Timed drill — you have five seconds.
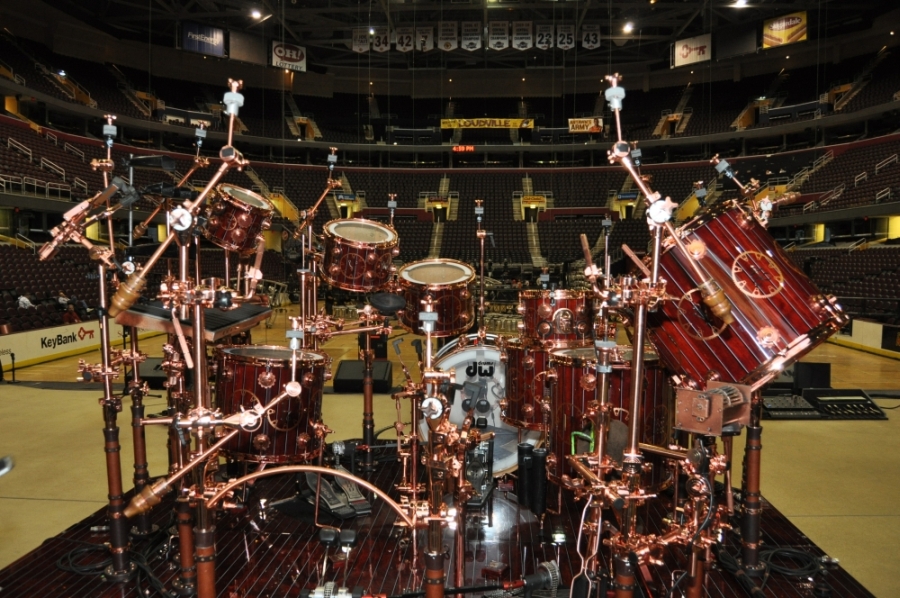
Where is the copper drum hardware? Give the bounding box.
[202,184,275,255]
[548,345,669,483]
[500,338,553,431]
[214,345,328,463]
[648,204,849,391]
[424,334,541,476]
[320,219,399,292]
[517,289,593,348]
[396,259,476,338]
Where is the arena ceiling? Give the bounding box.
[37,0,895,71]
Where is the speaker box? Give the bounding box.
[794,362,831,392]
[332,360,393,394]
[142,357,168,390]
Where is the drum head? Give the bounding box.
[327,220,397,245]
[400,260,473,286]
[221,345,326,365]
[218,185,273,210]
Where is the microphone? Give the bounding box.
[580,233,600,284]
[141,182,195,200]
[111,176,139,208]
[487,232,495,247]
[122,155,176,171]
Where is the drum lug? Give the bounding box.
[516,302,526,315]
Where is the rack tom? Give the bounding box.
[203,184,274,255]
[396,259,475,338]
[214,345,328,463]
[500,339,553,431]
[517,289,593,348]
[320,219,399,292]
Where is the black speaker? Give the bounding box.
[358,332,388,359]
[332,360,393,394]
[141,357,168,390]
[794,362,831,392]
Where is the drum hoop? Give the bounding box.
[549,348,598,368]
[216,184,275,213]
[435,341,504,366]
[519,289,588,300]
[217,344,326,367]
[323,218,398,249]
[398,258,475,289]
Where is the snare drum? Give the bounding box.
[214,345,328,463]
[649,204,848,390]
[423,334,541,476]
[396,259,475,338]
[548,346,669,480]
[320,219,399,292]
[203,184,274,255]
[500,339,553,431]
[517,289,593,348]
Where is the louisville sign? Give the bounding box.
[441,118,534,129]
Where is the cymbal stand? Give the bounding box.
[391,338,424,498]
[388,193,397,229]
[475,199,489,335]
[122,327,155,537]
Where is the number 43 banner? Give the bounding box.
[582,24,600,50]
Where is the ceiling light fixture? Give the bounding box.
[623,22,634,34]
[733,0,748,7]
[251,9,262,19]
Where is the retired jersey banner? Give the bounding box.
[568,118,603,133]
[581,24,600,50]
[672,33,711,67]
[372,27,390,52]
[512,22,533,51]
[441,118,534,129]
[439,22,458,51]
[416,26,434,52]
[557,24,575,50]
[535,24,554,50]
[395,27,415,52]
[352,28,370,53]
[763,12,807,48]
[461,22,482,51]
[489,21,509,50]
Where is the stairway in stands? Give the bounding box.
[428,223,444,258]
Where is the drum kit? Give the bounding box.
[34,76,849,598]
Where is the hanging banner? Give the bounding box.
[568,118,603,133]
[556,24,575,50]
[461,22,482,51]
[535,23,554,50]
[581,24,600,50]
[416,26,434,52]
[372,26,390,52]
[271,41,306,72]
[395,27,415,52]
[512,21,533,51]
[352,28,370,53]
[441,118,534,129]
[762,12,808,48]
[439,21,458,51]
[181,22,225,57]
[489,21,509,50]
[672,33,711,67]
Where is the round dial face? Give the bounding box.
[731,250,784,299]
[676,288,728,341]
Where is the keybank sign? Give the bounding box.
[182,22,225,57]
[41,332,77,350]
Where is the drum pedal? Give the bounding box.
[305,472,356,519]
[332,464,372,515]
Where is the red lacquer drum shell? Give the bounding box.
[396,259,475,338]
[214,345,327,463]
[203,184,274,255]
[517,289,593,348]
[320,219,398,292]
[500,339,553,431]
[648,204,848,390]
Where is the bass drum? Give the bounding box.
[214,345,328,464]
[422,334,541,476]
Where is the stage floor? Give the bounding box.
[0,455,876,598]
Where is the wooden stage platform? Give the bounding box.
[0,449,876,598]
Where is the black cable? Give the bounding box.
[389,583,503,598]
[715,546,768,598]
[759,547,823,578]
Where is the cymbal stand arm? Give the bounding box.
[294,150,342,235]
[100,115,117,256]
[475,199,487,333]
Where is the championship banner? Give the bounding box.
[568,117,603,133]
[271,41,306,72]
[462,22,482,51]
[535,23,554,50]
[512,21,533,51]
[672,33,711,67]
[762,12,807,48]
[557,24,575,50]
[416,26,434,52]
[352,28,370,53]
[182,22,225,57]
[439,22,458,51]
[581,24,600,50]
[372,26,390,52]
[395,27,415,52]
[489,21,509,50]
[441,118,534,129]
